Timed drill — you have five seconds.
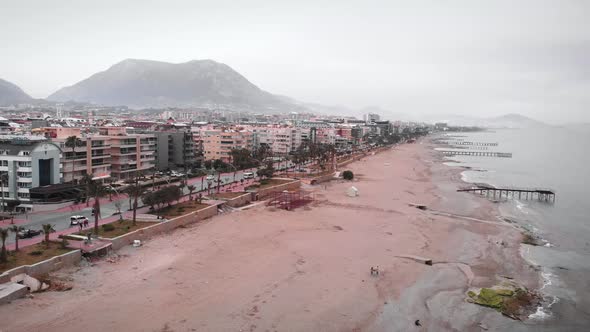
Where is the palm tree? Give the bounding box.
[41,224,55,245]
[80,173,93,207]
[65,136,84,184]
[0,228,9,263]
[131,178,146,226]
[9,225,24,251]
[88,181,108,235]
[187,185,196,201]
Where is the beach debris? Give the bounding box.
[133,240,142,247]
[370,266,380,276]
[396,255,433,266]
[333,225,344,231]
[477,323,489,330]
[408,203,428,210]
[346,186,359,197]
[466,281,541,320]
[521,233,540,246]
[414,320,421,326]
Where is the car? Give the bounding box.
[243,172,255,179]
[17,229,42,239]
[206,175,215,181]
[70,215,88,226]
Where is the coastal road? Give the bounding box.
[2,159,302,248]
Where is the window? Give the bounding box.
[18,192,30,198]
[20,151,30,156]
[18,161,32,167]
[17,182,32,188]
[17,172,31,178]
[0,160,7,166]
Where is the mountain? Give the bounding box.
[48,59,304,112]
[0,78,34,105]
[422,113,546,128]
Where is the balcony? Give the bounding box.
[92,162,111,167]
[91,153,109,159]
[17,177,33,183]
[17,167,32,173]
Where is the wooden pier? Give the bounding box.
[439,150,512,158]
[458,186,556,202]
[451,141,498,146]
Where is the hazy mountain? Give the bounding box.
[0,78,33,105]
[48,59,304,112]
[424,113,547,128]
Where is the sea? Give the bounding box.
[441,126,590,331]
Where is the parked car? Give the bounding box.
[17,229,42,239]
[70,215,88,226]
[243,172,256,179]
[206,175,215,181]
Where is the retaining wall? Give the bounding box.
[255,180,301,200]
[108,205,218,250]
[0,250,82,282]
[223,193,251,207]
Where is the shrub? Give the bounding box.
[260,179,270,185]
[29,250,44,256]
[101,224,115,232]
[343,170,354,180]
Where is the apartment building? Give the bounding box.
[267,127,302,155]
[197,129,253,162]
[39,127,112,183]
[153,131,200,171]
[0,135,61,210]
[99,127,156,180]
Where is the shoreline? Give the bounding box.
[0,138,541,331]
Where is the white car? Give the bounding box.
[206,175,215,181]
[70,215,88,226]
[243,172,255,179]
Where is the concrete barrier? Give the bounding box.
[0,250,82,281]
[108,205,218,250]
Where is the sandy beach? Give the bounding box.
[0,139,539,331]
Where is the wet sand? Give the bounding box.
[0,139,538,331]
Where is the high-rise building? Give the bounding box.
[0,135,61,211]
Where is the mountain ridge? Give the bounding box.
[48,59,303,112]
[0,78,34,105]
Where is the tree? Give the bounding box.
[80,173,93,207]
[141,191,156,211]
[187,185,196,200]
[88,181,108,235]
[9,225,24,251]
[257,161,275,179]
[114,201,123,220]
[252,143,272,163]
[0,228,8,263]
[41,224,55,245]
[65,136,84,183]
[213,159,226,170]
[230,148,257,170]
[162,185,182,207]
[128,174,146,226]
[203,160,213,170]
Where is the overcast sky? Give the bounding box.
[1,0,589,123]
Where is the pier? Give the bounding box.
[439,150,512,158]
[451,141,498,146]
[458,186,556,202]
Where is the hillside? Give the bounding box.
[48,59,303,112]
